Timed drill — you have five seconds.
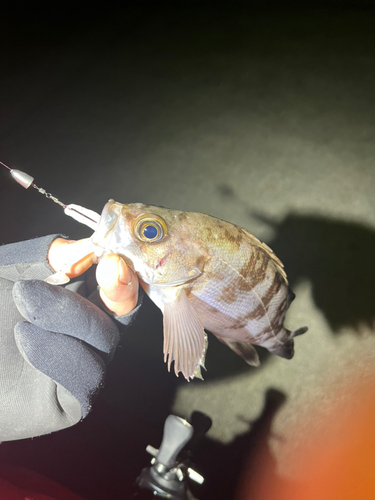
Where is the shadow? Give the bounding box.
[200,335,271,382]
[131,389,288,500]
[187,389,290,500]
[217,184,375,334]
[261,214,375,333]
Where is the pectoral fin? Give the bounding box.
[154,267,203,287]
[163,289,206,380]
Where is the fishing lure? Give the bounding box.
[1,161,101,283]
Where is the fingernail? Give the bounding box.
[118,257,132,286]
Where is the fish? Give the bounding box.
[90,200,308,380]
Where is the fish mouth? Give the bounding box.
[100,199,120,229]
[91,199,123,251]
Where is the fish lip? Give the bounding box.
[100,199,118,229]
[91,200,121,249]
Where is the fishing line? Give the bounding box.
[1,160,100,229]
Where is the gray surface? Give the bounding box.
[1,3,375,496]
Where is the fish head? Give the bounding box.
[91,200,207,286]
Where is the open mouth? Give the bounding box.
[91,199,122,250]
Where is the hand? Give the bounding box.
[48,238,139,317]
[0,235,142,442]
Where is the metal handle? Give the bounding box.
[157,415,193,468]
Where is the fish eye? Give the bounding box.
[143,224,158,239]
[133,214,167,242]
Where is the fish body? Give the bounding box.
[91,200,307,380]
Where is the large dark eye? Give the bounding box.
[133,214,167,242]
[143,224,158,239]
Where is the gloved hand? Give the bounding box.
[0,236,142,442]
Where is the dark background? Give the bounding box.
[1,1,375,499]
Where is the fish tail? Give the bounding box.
[268,326,308,359]
[292,326,308,337]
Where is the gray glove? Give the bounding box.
[0,235,141,442]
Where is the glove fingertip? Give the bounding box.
[15,322,106,418]
[12,281,32,322]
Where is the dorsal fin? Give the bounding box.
[240,228,288,283]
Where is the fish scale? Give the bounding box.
[187,258,287,342]
[89,200,308,380]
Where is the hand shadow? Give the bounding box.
[259,213,375,334]
[217,183,375,334]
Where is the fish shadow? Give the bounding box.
[217,184,375,335]
[187,388,290,500]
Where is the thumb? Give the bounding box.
[48,238,95,278]
[96,254,139,317]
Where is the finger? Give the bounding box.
[48,238,96,278]
[15,322,105,418]
[96,254,139,317]
[12,280,119,357]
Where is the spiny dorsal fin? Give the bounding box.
[240,228,287,283]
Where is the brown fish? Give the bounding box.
[90,200,308,380]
